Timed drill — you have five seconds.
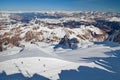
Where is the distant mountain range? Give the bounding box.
[0,11,120,51]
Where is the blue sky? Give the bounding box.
[0,0,120,12]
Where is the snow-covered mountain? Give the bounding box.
[2,11,118,51]
[0,11,120,80]
[0,18,108,51]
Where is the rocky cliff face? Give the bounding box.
[54,35,79,49]
[113,33,120,43]
[108,30,120,43]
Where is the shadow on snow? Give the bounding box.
[0,71,49,80]
[59,42,120,80]
[0,41,120,80]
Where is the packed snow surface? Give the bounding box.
[0,41,120,80]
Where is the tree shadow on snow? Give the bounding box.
[0,71,49,80]
[59,46,120,80]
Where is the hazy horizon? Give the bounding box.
[0,0,120,12]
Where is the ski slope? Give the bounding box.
[0,41,120,80]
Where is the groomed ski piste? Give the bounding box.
[0,41,120,80]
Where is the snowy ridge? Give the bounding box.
[0,41,120,80]
[0,57,114,80]
[109,17,120,22]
